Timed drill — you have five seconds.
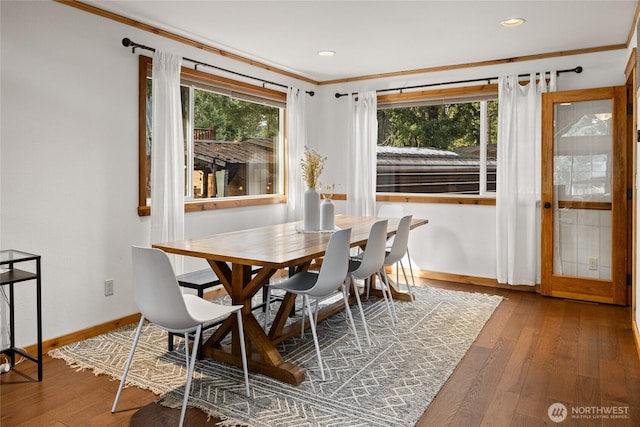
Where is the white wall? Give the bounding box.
[0,1,310,347]
[0,1,631,348]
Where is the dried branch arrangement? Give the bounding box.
[300,146,326,189]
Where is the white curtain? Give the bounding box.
[286,87,308,222]
[496,72,556,286]
[150,51,184,272]
[347,91,377,216]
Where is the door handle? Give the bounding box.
[543,202,551,209]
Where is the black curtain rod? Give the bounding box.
[122,38,315,96]
[334,66,583,98]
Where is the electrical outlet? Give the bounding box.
[104,279,114,296]
[588,257,598,271]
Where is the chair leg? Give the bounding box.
[168,332,174,352]
[342,285,362,353]
[179,325,201,427]
[405,248,417,306]
[383,270,399,322]
[314,299,320,325]
[399,259,416,308]
[112,316,145,413]
[376,270,394,323]
[366,277,371,300]
[263,287,272,331]
[300,295,306,339]
[304,295,325,381]
[349,276,372,346]
[262,286,268,312]
[304,298,321,340]
[196,328,205,360]
[235,310,251,397]
[378,270,397,326]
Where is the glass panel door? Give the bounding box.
[541,87,627,305]
[552,99,612,280]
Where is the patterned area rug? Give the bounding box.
[50,286,502,426]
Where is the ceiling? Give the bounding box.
[86,0,637,82]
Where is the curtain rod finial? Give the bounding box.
[122,38,132,47]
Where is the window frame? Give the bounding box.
[375,85,498,205]
[137,55,287,216]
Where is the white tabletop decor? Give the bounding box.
[300,146,326,231]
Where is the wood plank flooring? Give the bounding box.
[2,279,640,426]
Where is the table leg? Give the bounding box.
[203,312,305,385]
[202,261,306,385]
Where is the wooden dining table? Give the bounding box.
[153,214,428,385]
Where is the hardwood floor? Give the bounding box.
[2,279,640,426]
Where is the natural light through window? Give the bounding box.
[138,55,286,215]
[376,95,498,195]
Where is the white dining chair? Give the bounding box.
[169,265,268,355]
[347,219,395,345]
[381,215,416,307]
[377,204,417,303]
[263,228,357,381]
[112,246,250,427]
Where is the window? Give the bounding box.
[553,99,613,202]
[137,56,286,216]
[376,88,498,196]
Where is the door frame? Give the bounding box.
[625,54,637,309]
[540,86,627,305]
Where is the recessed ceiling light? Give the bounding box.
[317,50,335,57]
[500,18,526,27]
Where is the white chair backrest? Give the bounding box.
[131,246,197,331]
[385,215,412,265]
[377,204,404,218]
[352,220,388,278]
[308,228,351,298]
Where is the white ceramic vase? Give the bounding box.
[303,187,320,231]
[320,199,335,230]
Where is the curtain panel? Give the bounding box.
[496,72,556,286]
[347,91,377,217]
[150,51,185,272]
[286,87,308,222]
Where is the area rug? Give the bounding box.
[50,286,502,426]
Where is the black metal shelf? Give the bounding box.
[1,268,38,285]
[0,250,42,381]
